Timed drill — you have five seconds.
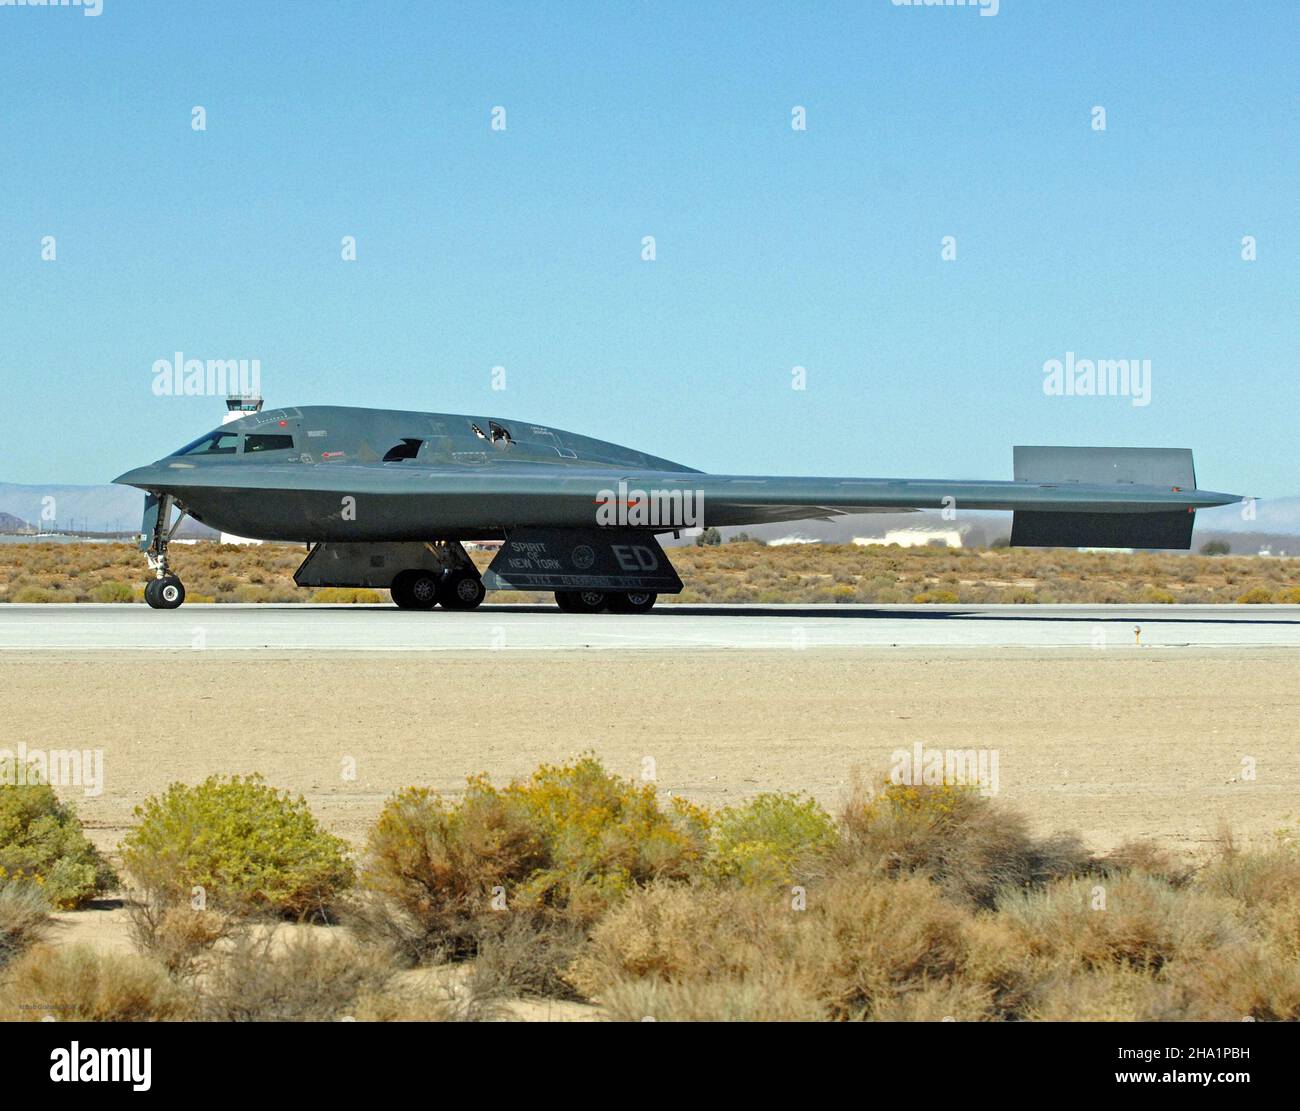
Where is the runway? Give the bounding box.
[2,602,1299,651]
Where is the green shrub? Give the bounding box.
[0,765,117,908]
[709,793,837,885]
[120,775,354,918]
[92,581,135,603]
[12,587,56,603]
[1236,587,1273,604]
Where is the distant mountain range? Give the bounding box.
[0,482,215,538]
[1,480,1295,551]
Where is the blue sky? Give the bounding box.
[2,1,1296,496]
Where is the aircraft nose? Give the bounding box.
[113,464,172,489]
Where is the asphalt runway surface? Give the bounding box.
[1,602,1299,650]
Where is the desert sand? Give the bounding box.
[4,646,1296,858]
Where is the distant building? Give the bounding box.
[854,528,963,549]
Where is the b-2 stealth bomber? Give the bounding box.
[113,405,1242,611]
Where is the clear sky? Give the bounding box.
[2,1,1295,496]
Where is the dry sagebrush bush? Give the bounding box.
[198,930,392,1022]
[995,873,1245,974]
[120,774,354,920]
[127,904,241,978]
[837,779,1090,908]
[0,764,117,908]
[0,944,193,1021]
[569,874,974,1020]
[354,756,709,963]
[0,883,50,967]
[601,973,826,1022]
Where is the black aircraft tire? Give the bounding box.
[392,570,439,610]
[439,572,486,611]
[607,591,657,614]
[556,589,608,614]
[148,576,185,610]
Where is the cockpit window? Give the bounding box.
[173,430,240,456]
[245,434,295,453]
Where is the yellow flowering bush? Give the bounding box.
[709,793,837,886]
[121,775,353,918]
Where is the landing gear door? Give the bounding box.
[139,493,163,552]
[483,529,683,594]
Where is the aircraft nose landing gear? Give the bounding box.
[140,493,189,610]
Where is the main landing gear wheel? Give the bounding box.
[439,571,486,611]
[606,591,657,614]
[554,589,608,614]
[391,570,440,610]
[145,575,186,610]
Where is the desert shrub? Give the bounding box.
[913,590,960,604]
[0,883,50,967]
[1021,967,1184,1022]
[1236,586,1273,604]
[92,581,135,603]
[838,780,1089,908]
[127,904,241,978]
[1099,839,1194,887]
[1196,833,1300,954]
[120,775,354,919]
[1169,938,1300,1021]
[12,587,56,603]
[0,764,117,908]
[500,757,709,914]
[567,884,804,999]
[601,973,826,1021]
[801,872,972,1018]
[310,587,384,604]
[197,930,393,1022]
[571,873,973,1019]
[469,914,589,1001]
[0,944,193,1021]
[1276,586,1300,604]
[709,793,837,886]
[354,782,547,961]
[995,873,1243,975]
[357,757,708,963]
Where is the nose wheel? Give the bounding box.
[145,575,186,610]
[140,493,189,609]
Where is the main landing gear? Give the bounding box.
[390,568,486,611]
[554,590,657,614]
[142,494,189,610]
